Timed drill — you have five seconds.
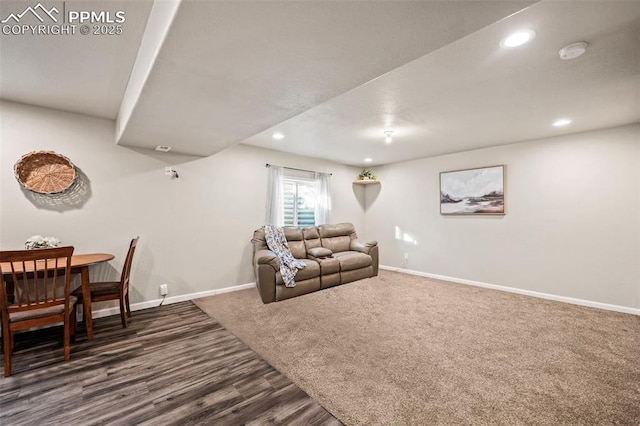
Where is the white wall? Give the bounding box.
[1,101,365,304]
[3,101,638,311]
[364,124,640,309]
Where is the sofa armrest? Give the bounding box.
[350,239,378,255]
[308,247,333,259]
[254,249,280,270]
[253,249,279,304]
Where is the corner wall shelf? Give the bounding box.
[353,180,380,185]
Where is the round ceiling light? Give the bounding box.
[500,30,536,48]
[272,132,285,140]
[364,158,373,163]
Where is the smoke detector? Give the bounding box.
[559,42,588,60]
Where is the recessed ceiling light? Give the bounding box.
[364,158,373,163]
[155,145,171,152]
[272,132,285,140]
[500,30,535,48]
[553,118,572,127]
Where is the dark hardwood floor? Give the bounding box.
[0,302,341,425]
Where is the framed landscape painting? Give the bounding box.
[440,165,505,215]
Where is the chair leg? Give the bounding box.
[3,330,12,377]
[63,315,70,361]
[119,298,127,329]
[125,293,132,319]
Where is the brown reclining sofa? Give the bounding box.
[251,223,378,303]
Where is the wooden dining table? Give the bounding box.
[1,253,114,340]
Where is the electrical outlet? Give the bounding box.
[160,284,168,296]
[403,253,409,262]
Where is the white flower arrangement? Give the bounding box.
[25,235,61,250]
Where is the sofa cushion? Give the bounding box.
[319,223,356,252]
[275,258,320,285]
[283,227,303,240]
[288,241,307,259]
[318,223,356,238]
[321,235,351,253]
[283,226,306,258]
[303,227,322,251]
[332,251,373,272]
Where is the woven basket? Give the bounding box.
[14,151,77,194]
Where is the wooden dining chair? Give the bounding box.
[72,237,139,329]
[0,246,77,377]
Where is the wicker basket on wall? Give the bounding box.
[14,151,78,194]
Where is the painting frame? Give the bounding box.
[439,165,505,215]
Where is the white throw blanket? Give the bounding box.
[263,225,306,288]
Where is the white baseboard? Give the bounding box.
[91,282,256,320]
[379,265,640,316]
[93,268,640,319]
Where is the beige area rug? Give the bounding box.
[194,270,640,425]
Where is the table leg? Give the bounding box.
[80,266,93,340]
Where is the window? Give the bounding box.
[283,177,315,227]
[266,165,331,227]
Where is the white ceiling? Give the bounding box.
[0,0,153,119]
[1,0,638,166]
[244,0,640,165]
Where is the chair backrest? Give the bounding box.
[119,237,139,295]
[0,246,74,314]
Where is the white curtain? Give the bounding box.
[314,172,331,225]
[266,165,284,225]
